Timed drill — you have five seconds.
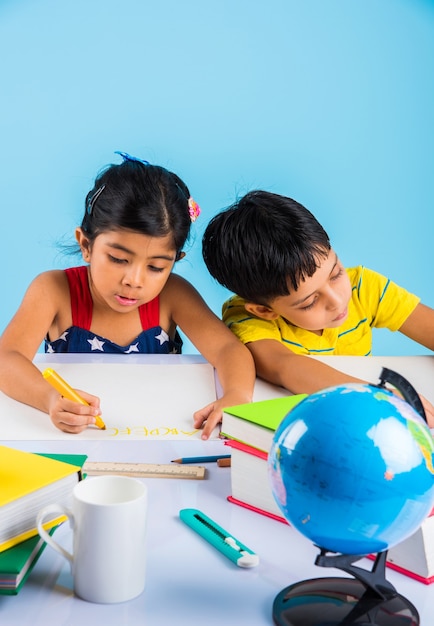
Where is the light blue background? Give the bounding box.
[1,0,433,356]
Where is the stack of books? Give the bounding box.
[221,397,434,585]
[221,394,306,522]
[0,446,86,594]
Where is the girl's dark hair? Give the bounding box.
[202,190,331,304]
[81,159,192,257]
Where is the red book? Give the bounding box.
[372,508,434,584]
[224,439,286,522]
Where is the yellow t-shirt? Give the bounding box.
[222,266,420,356]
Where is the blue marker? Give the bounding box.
[179,508,259,568]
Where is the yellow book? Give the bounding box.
[0,446,82,552]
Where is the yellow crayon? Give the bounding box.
[42,367,106,430]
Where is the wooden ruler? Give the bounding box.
[83,461,206,480]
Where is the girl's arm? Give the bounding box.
[0,272,100,433]
[164,275,256,439]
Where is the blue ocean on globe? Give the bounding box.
[268,383,434,556]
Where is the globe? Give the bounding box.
[268,382,434,556]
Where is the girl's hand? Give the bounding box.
[193,400,224,440]
[194,391,252,440]
[48,389,101,434]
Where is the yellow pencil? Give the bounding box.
[42,367,106,430]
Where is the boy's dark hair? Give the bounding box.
[202,190,331,304]
[81,159,192,258]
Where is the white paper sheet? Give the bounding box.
[0,359,218,441]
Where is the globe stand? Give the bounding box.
[272,548,419,625]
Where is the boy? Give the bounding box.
[201,190,434,425]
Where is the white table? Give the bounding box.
[1,355,434,625]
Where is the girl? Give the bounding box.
[0,153,255,438]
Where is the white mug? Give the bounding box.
[37,475,148,604]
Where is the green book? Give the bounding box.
[0,530,55,595]
[220,394,307,453]
[0,452,87,595]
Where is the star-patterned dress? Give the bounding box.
[45,266,183,354]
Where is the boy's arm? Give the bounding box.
[398,303,434,351]
[247,336,434,428]
[398,303,434,426]
[247,302,434,393]
[247,338,364,395]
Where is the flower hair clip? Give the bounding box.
[188,197,201,222]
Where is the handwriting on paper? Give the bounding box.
[106,426,201,438]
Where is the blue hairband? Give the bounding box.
[115,151,150,165]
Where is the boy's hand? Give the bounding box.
[420,394,434,429]
[48,389,101,434]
